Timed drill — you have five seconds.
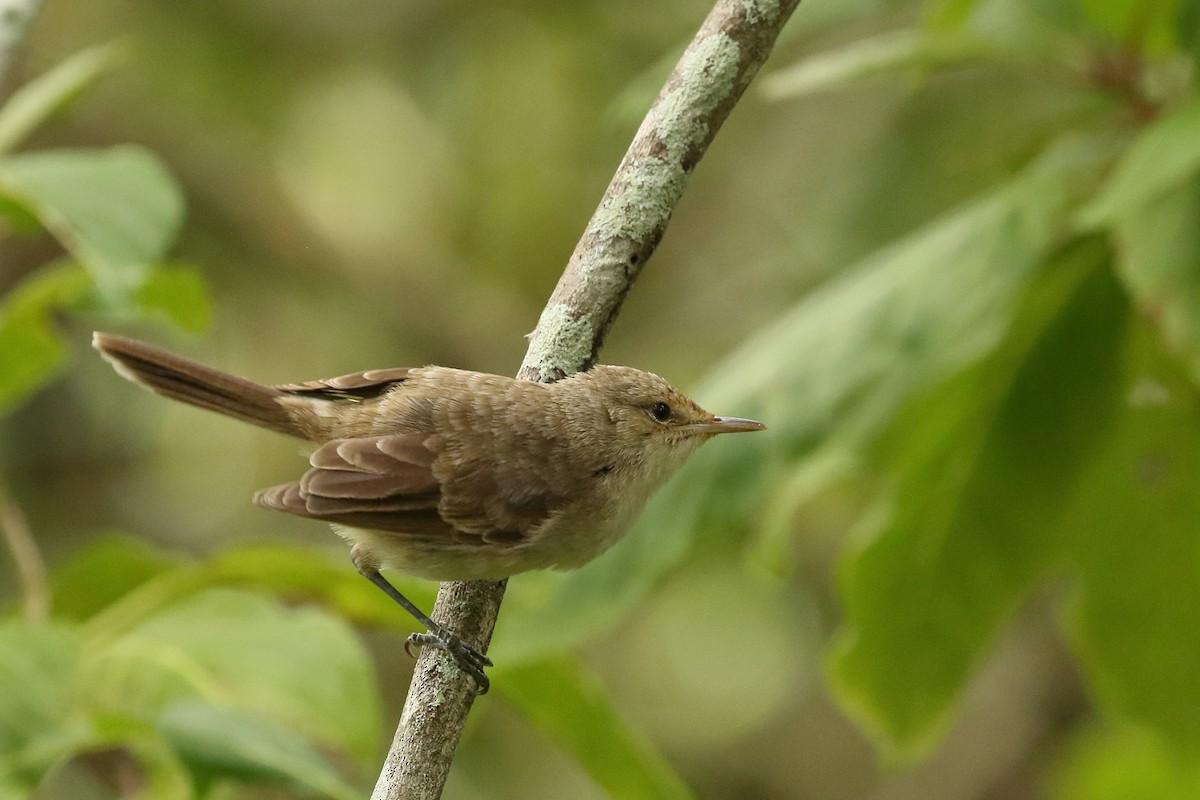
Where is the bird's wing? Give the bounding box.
[432,427,574,542]
[255,433,450,535]
[254,431,570,545]
[274,368,413,401]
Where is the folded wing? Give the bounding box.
[254,430,573,548]
[255,433,452,536]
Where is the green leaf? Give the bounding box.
[1076,94,1200,229]
[0,262,90,414]
[0,623,149,799]
[0,147,184,299]
[83,588,380,764]
[0,192,41,233]
[29,726,194,800]
[1065,320,1200,753]
[0,308,66,414]
[1050,726,1200,800]
[0,778,28,800]
[0,43,123,155]
[496,657,694,800]
[1181,0,1200,61]
[132,265,212,333]
[156,701,361,800]
[831,248,1126,754]
[80,542,433,652]
[922,0,984,32]
[0,622,81,761]
[1078,0,1177,53]
[1111,175,1200,384]
[760,29,1006,100]
[498,133,1110,661]
[49,534,183,622]
[206,543,434,631]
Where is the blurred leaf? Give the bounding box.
[0,621,80,761]
[0,273,208,416]
[0,42,123,155]
[112,733,196,800]
[0,623,191,799]
[1111,175,1200,384]
[156,701,360,800]
[1181,0,1200,60]
[1065,320,1200,753]
[0,144,193,415]
[50,534,183,622]
[1076,94,1200,228]
[498,132,1111,661]
[206,543,434,631]
[132,264,211,333]
[31,547,392,795]
[831,245,1125,754]
[922,0,984,32]
[81,542,433,651]
[0,778,26,800]
[0,315,66,414]
[760,29,1005,100]
[0,192,41,233]
[0,261,89,414]
[1078,0,1177,53]
[84,588,380,764]
[1050,725,1200,800]
[29,728,194,800]
[496,657,694,800]
[0,146,184,299]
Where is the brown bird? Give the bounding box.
[93,332,765,692]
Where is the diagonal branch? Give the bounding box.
[372,1,801,797]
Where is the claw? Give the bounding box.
[406,630,494,695]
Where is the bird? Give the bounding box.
[92,332,765,692]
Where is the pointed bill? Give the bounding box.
[684,416,767,434]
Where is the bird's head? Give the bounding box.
[571,365,765,479]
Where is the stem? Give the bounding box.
[0,480,49,623]
[372,1,801,797]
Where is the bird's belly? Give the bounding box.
[334,499,640,582]
[334,526,525,582]
[529,500,640,571]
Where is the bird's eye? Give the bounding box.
[650,401,671,422]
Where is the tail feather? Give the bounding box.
[92,332,302,438]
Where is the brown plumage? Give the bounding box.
[93,332,765,691]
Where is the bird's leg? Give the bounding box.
[350,546,493,694]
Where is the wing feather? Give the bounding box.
[275,368,413,400]
[255,432,531,541]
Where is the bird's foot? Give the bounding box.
[405,629,493,695]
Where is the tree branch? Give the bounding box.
[372,1,801,797]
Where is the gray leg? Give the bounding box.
[351,548,492,694]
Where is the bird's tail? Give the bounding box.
[92,332,303,438]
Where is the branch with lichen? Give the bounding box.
[371,1,801,797]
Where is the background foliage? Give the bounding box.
[2,0,1200,797]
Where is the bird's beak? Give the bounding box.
[685,416,767,434]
